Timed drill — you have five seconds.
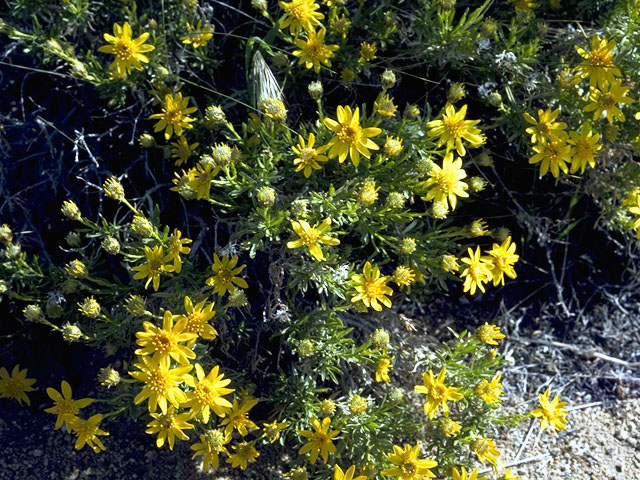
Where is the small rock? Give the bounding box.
[31,449,42,457]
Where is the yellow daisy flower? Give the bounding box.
[130,355,193,414]
[575,35,621,89]
[206,254,249,297]
[227,441,260,470]
[460,246,493,295]
[191,430,230,471]
[472,437,500,465]
[287,218,340,262]
[583,80,633,123]
[475,373,503,404]
[135,310,196,365]
[523,108,568,144]
[69,414,109,452]
[452,467,486,480]
[476,323,506,345]
[170,136,199,166]
[529,139,571,178]
[182,363,234,423]
[279,0,324,35]
[323,106,382,167]
[291,133,329,177]
[262,419,288,443]
[181,21,213,49]
[530,388,568,432]
[420,151,469,211]
[414,367,463,419]
[292,28,339,73]
[0,364,37,406]
[98,22,154,78]
[175,295,217,344]
[166,229,192,273]
[298,416,339,464]
[375,356,393,383]
[350,261,393,311]
[381,442,438,480]
[220,396,259,436]
[375,94,398,118]
[334,465,368,480]
[132,245,175,291]
[568,124,602,174]
[359,42,377,62]
[44,380,94,430]
[150,92,197,140]
[145,406,194,450]
[426,103,485,156]
[486,236,519,286]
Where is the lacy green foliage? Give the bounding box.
[3,0,634,477]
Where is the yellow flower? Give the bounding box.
[350,261,393,311]
[130,355,193,414]
[452,467,486,480]
[323,106,382,167]
[166,229,192,273]
[414,367,463,419]
[190,163,219,200]
[472,437,500,465]
[503,470,523,480]
[181,21,213,49]
[529,139,571,178]
[583,80,633,123]
[420,152,469,211]
[191,430,231,471]
[44,380,94,430]
[523,108,568,144]
[359,42,377,62]
[440,417,461,437]
[375,356,393,382]
[145,406,194,450]
[330,13,351,39]
[69,414,109,452]
[170,136,199,166]
[260,98,288,121]
[287,218,340,262]
[335,465,368,480]
[568,124,602,174]
[175,295,217,344]
[460,246,493,295]
[98,22,154,78]
[150,92,197,140]
[182,363,234,423]
[293,28,339,73]
[132,245,175,291]
[530,388,568,432]
[220,396,259,436]
[135,310,196,365]
[476,323,505,345]
[381,442,438,480]
[392,266,415,288]
[298,416,339,464]
[384,136,404,156]
[262,419,288,443]
[279,0,324,35]
[575,35,621,88]
[486,236,519,286]
[291,133,329,177]
[475,373,503,404]
[0,365,37,406]
[426,103,484,156]
[206,254,249,297]
[375,94,398,118]
[227,441,260,470]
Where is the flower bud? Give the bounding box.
[23,304,45,323]
[65,232,82,247]
[98,367,121,388]
[61,200,82,221]
[204,105,226,128]
[386,192,405,210]
[256,186,276,208]
[488,91,503,107]
[101,236,120,255]
[349,394,368,414]
[103,177,125,201]
[138,133,156,148]
[319,399,336,416]
[308,81,323,100]
[0,224,12,246]
[62,323,82,342]
[403,104,420,120]
[211,143,232,167]
[448,82,466,103]
[125,295,147,316]
[358,180,379,206]
[65,259,88,278]
[400,237,417,254]
[371,328,390,349]
[297,339,315,357]
[131,216,154,237]
[381,69,396,90]
[78,296,101,318]
[440,254,460,273]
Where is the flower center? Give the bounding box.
[158,414,175,429]
[114,40,134,60]
[299,147,317,166]
[57,399,79,416]
[589,48,610,67]
[149,258,164,274]
[435,169,455,194]
[338,125,362,145]
[186,312,204,334]
[216,268,233,285]
[165,106,183,125]
[195,382,215,404]
[148,368,168,394]
[152,331,176,355]
[443,116,464,139]
[300,228,320,246]
[598,93,616,109]
[401,461,417,475]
